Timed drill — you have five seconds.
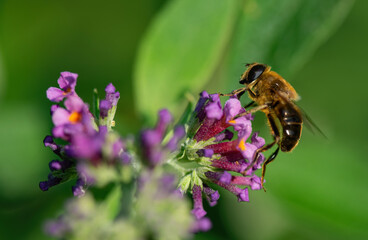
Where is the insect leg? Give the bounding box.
[219,87,247,97]
[242,137,277,174]
[235,104,268,118]
[241,114,280,180]
[261,147,280,191]
[243,101,256,109]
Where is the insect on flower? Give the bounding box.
[220,63,323,190]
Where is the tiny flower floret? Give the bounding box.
[51,95,93,140]
[46,72,78,102]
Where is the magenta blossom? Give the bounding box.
[46,72,78,102]
[177,91,266,231]
[51,95,95,141]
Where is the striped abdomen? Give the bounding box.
[274,101,303,152]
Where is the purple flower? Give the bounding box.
[46,72,78,102]
[99,83,120,118]
[39,174,62,191]
[49,160,62,171]
[191,185,206,219]
[43,135,59,152]
[105,83,120,106]
[203,186,219,207]
[99,99,112,118]
[196,149,214,158]
[191,217,212,233]
[51,95,94,141]
[219,171,232,184]
[140,109,184,166]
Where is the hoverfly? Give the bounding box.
[221,63,323,190]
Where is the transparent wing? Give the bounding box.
[276,91,327,139]
[299,106,328,139]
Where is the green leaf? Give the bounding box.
[134,0,353,122]
[219,0,355,93]
[134,0,241,122]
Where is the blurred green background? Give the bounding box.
[0,0,367,239]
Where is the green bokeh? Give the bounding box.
[0,0,367,239]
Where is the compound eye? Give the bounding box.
[248,64,266,82]
[240,64,266,84]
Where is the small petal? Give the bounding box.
[39,181,49,191]
[251,132,265,148]
[205,99,223,120]
[196,149,214,158]
[52,108,71,126]
[203,186,220,206]
[72,183,85,197]
[219,171,232,184]
[229,117,252,133]
[52,125,66,139]
[250,176,262,190]
[141,129,161,147]
[237,188,249,202]
[64,95,85,112]
[238,143,257,162]
[224,98,242,122]
[158,109,172,126]
[44,136,58,151]
[58,71,77,90]
[166,125,185,151]
[50,105,59,115]
[191,217,212,233]
[49,160,62,171]
[99,99,112,118]
[105,83,116,94]
[46,87,65,102]
[194,91,210,115]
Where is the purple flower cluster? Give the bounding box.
[40,72,125,196]
[40,71,267,237]
[179,91,266,229]
[140,109,185,167]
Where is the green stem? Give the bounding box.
[166,159,187,176]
